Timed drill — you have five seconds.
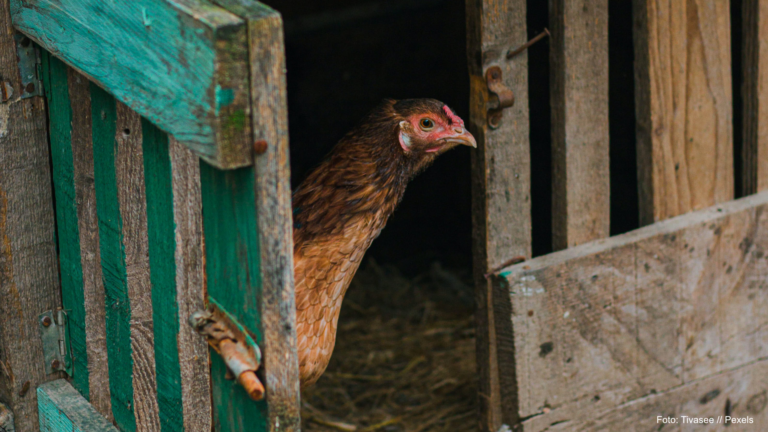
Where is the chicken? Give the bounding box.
[292,98,476,387]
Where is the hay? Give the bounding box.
[301,260,477,432]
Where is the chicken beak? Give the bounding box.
[441,127,477,148]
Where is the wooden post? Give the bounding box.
[550,0,610,250]
[633,0,734,225]
[0,2,62,431]
[742,0,768,195]
[38,380,119,432]
[466,0,530,430]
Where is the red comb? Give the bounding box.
[443,105,465,127]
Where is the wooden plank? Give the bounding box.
[142,118,184,431]
[38,380,119,432]
[169,137,212,431]
[496,191,768,431]
[10,0,252,169]
[466,0,530,430]
[633,0,734,225]
[114,103,162,432]
[68,67,113,420]
[0,3,62,431]
[742,0,768,195]
[91,84,138,432]
[42,52,89,397]
[540,359,768,431]
[550,0,610,250]
[200,162,269,432]
[211,1,300,429]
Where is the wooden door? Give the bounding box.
[0,1,300,431]
[469,0,768,430]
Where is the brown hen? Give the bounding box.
[292,98,476,387]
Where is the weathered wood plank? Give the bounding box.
[38,380,119,432]
[42,52,89,397]
[115,103,161,432]
[212,2,300,429]
[68,67,113,421]
[200,162,269,432]
[633,0,734,225]
[497,191,768,431]
[169,137,212,432]
[0,3,62,431]
[10,0,252,169]
[550,0,610,250]
[534,359,768,431]
[466,0,530,430]
[91,84,137,432]
[742,0,768,195]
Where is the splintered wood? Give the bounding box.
[496,191,768,431]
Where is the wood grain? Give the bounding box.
[496,191,768,431]
[169,137,212,432]
[38,380,118,432]
[68,67,112,421]
[634,0,734,225]
[115,103,161,432]
[742,0,768,195]
[10,0,253,168]
[466,0,530,430]
[0,1,62,430]
[550,0,610,250]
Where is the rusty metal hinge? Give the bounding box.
[13,33,43,100]
[189,298,264,400]
[39,310,73,376]
[485,66,515,129]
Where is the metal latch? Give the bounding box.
[189,298,264,400]
[39,310,72,376]
[485,66,515,129]
[13,33,43,100]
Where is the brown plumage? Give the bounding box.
[292,98,476,387]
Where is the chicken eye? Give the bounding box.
[419,118,435,131]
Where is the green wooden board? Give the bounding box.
[38,380,119,432]
[200,161,268,432]
[41,52,90,397]
[142,119,185,432]
[91,84,137,432]
[11,0,252,169]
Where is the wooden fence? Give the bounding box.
[468,0,768,431]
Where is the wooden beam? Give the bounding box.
[742,0,768,195]
[466,0,530,430]
[0,2,62,431]
[38,380,118,432]
[11,0,252,169]
[633,0,734,225]
[550,0,610,250]
[495,191,768,431]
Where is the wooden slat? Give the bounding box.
[10,0,252,169]
[68,67,113,420]
[114,103,162,432]
[0,2,61,430]
[742,0,768,195]
[466,0,530,430]
[550,0,610,250]
[200,163,269,432]
[91,84,138,432]
[38,380,118,432]
[212,1,300,429]
[633,0,734,225]
[169,137,212,431]
[42,52,90,397]
[495,191,768,431]
[530,359,768,431]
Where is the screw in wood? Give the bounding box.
[253,140,268,155]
